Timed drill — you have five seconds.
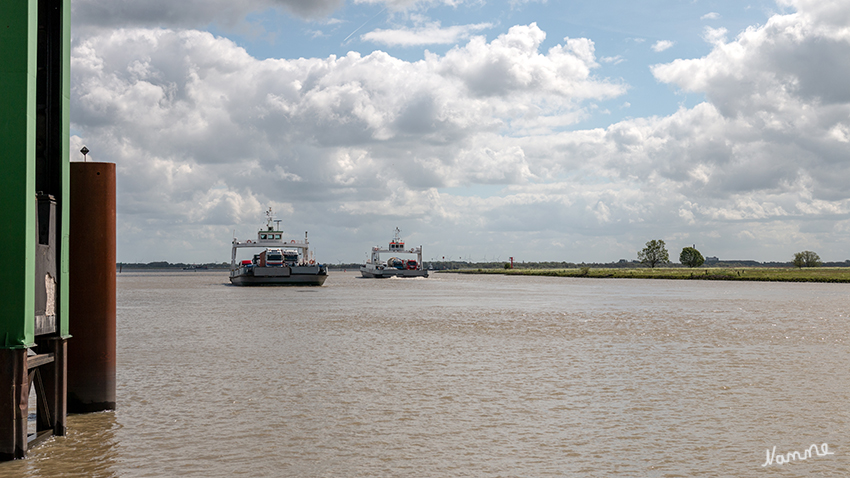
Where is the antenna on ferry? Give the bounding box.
[265,207,274,230]
[274,219,282,231]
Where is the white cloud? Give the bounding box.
[71,24,630,261]
[640,1,850,224]
[652,6,850,119]
[701,26,728,44]
[829,124,850,143]
[72,0,345,28]
[651,40,675,52]
[437,24,625,99]
[70,2,850,263]
[600,55,624,65]
[362,22,493,46]
[701,12,721,20]
[353,0,468,12]
[776,0,850,27]
[510,0,546,6]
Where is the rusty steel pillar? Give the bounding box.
[0,349,29,460]
[67,162,116,413]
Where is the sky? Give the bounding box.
[68,0,850,265]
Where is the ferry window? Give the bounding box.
[275,234,281,239]
[260,234,267,240]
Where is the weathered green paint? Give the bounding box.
[0,0,38,349]
[58,0,71,338]
[0,0,71,348]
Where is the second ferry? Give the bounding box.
[360,228,428,278]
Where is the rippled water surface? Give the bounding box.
[3,271,849,476]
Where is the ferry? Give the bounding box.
[360,228,428,278]
[229,209,327,286]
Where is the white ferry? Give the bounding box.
[229,209,327,286]
[360,228,428,278]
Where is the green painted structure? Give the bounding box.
[1,0,71,347]
[0,0,71,460]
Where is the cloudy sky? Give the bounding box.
[70,0,850,265]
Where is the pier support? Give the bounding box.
[34,337,68,437]
[67,162,117,412]
[1,0,71,460]
[0,350,29,461]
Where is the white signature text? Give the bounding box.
[762,443,834,466]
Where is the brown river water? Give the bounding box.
[2,271,848,477]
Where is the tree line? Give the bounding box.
[637,240,825,269]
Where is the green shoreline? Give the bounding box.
[445,267,850,283]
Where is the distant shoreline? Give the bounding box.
[445,267,850,283]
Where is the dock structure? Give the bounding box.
[67,162,117,413]
[0,0,72,460]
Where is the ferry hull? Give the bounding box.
[230,265,328,286]
[360,266,428,278]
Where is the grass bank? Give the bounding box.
[446,267,850,283]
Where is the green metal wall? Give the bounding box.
[0,0,70,349]
[59,0,71,340]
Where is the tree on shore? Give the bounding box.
[679,246,705,268]
[638,240,670,268]
[793,251,822,268]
